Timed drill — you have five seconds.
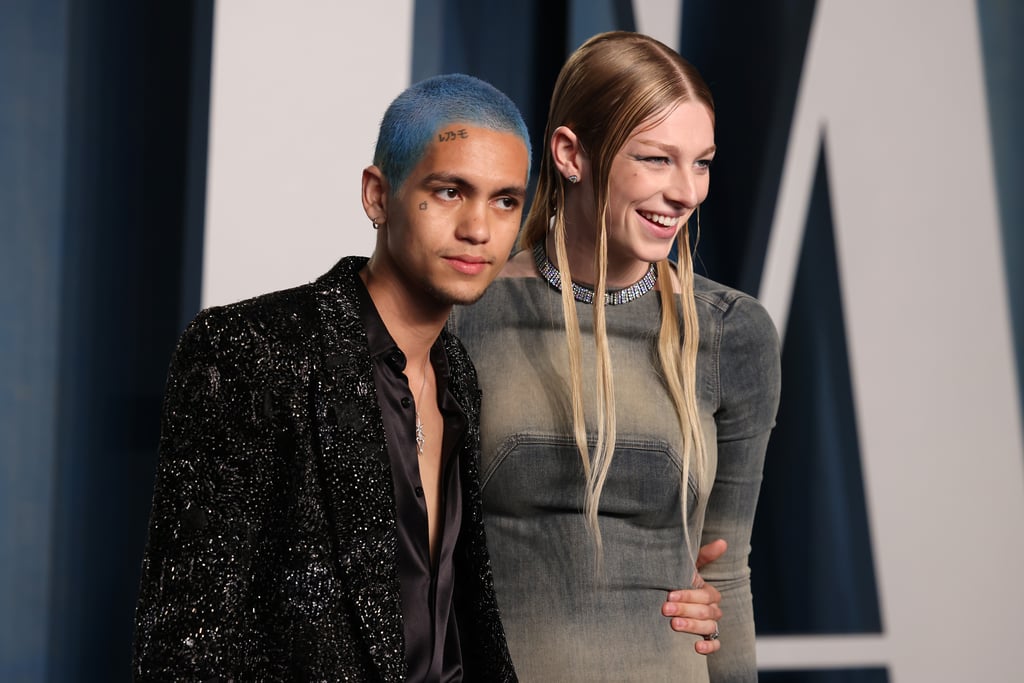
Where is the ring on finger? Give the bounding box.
[703,624,720,641]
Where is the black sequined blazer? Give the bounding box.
[133,256,516,682]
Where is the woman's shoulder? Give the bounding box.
[692,274,779,346]
[693,273,753,310]
[692,276,781,416]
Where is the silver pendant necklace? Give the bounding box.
[414,358,429,456]
[532,242,657,305]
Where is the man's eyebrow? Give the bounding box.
[421,172,473,189]
[421,173,527,198]
[497,185,528,199]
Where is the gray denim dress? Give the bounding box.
[450,272,780,683]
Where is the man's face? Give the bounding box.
[379,124,529,307]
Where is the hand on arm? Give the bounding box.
[661,539,727,654]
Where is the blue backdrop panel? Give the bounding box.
[977,0,1024,431]
[679,0,817,294]
[749,144,882,635]
[761,668,890,683]
[568,0,635,46]
[1,2,70,681]
[23,2,214,680]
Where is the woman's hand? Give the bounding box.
[661,539,727,654]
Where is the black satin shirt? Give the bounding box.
[356,278,466,682]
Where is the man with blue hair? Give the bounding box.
[133,73,530,681]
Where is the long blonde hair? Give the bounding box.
[519,31,714,561]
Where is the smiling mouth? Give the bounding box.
[638,210,681,228]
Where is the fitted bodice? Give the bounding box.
[451,276,717,682]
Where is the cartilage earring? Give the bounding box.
[568,175,579,184]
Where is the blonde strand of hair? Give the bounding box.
[656,224,707,577]
[552,215,592,488]
[586,213,618,569]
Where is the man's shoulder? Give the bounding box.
[192,282,317,344]
[196,257,365,333]
[178,257,367,361]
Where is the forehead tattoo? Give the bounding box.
[437,128,470,143]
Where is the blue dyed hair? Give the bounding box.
[373,73,531,192]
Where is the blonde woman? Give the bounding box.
[450,32,781,681]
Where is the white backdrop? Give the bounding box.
[757,1,1024,679]
[203,2,1024,680]
[202,0,413,308]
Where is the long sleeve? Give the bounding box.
[701,294,781,683]
[132,309,278,681]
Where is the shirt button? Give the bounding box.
[401,397,411,408]
[414,486,424,497]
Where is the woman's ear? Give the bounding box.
[550,126,587,182]
[361,165,389,226]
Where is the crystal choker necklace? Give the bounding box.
[532,242,657,305]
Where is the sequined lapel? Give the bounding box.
[311,257,406,681]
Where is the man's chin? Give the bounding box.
[423,283,488,308]
[444,290,487,307]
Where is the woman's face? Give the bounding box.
[600,100,715,282]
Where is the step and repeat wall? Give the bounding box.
[202,2,1024,682]
[3,0,1020,680]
